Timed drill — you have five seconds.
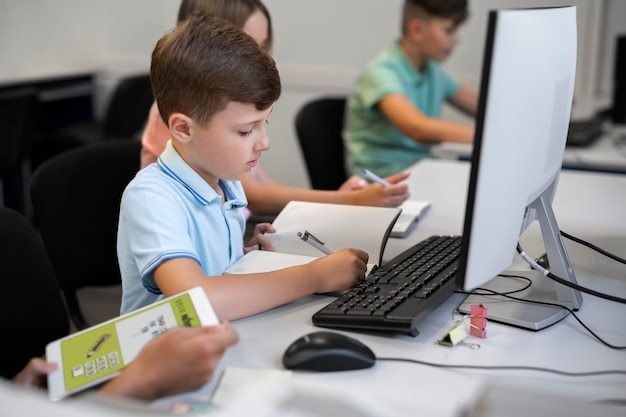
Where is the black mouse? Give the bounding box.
[282,331,376,372]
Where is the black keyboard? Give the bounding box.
[312,235,463,336]
[566,118,604,147]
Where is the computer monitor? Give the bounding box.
[456,6,583,330]
[611,34,626,124]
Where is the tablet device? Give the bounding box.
[46,287,218,401]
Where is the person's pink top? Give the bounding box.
[141,102,171,169]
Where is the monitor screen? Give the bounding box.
[456,6,583,330]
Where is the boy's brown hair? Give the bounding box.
[402,0,469,35]
[151,11,281,128]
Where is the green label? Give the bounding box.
[61,292,200,392]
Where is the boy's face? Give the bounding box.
[182,101,272,189]
[420,17,461,62]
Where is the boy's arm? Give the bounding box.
[153,251,368,321]
[448,84,479,117]
[242,174,410,215]
[378,93,474,144]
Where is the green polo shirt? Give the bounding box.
[345,43,459,177]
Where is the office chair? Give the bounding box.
[66,72,153,142]
[295,96,348,190]
[0,207,70,380]
[29,140,141,330]
[100,73,154,141]
[0,87,41,213]
[31,73,153,170]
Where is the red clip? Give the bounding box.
[469,304,487,338]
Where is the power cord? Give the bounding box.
[457,230,626,346]
[372,232,626,402]
[560,230,626,264]
[376,353,626,408]
[375,356,626,377]
[517,244,626,304]
[536,230,626,267]
[457,282,625,349]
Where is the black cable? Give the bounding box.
[376,357,626,377]
[517,244,626,304]
[460,284,625,349]
[455,273,532,297]
[548,271,626,304]
[396,236,626,383]
[561,230,626,264]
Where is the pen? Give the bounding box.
[297,231,333,255]
[87,334,111,358]
[363,169,390,186]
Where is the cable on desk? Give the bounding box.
[375,357,626,377]
[517,244,626,305]
[456,280,625,350]
[457,273,532,297]
[379,354,626,407]
[560,230,626,265]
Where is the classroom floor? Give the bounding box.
[72,285,122,333]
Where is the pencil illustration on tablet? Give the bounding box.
[86,334,111,358]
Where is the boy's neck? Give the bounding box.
[399,38,427,72]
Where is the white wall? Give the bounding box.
[0,0,177,82]
[263,0,625,188]
[1,0,624,188]
[0,0,178,118]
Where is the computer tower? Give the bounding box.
[612,35,626,124]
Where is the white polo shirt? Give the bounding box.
[118,141,247,314]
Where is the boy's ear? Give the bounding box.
[169,113,193,144]
[407,17,426,41]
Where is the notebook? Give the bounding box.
[225,201,401,275]
[390,200,431,238]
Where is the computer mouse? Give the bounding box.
[282,331,376,372]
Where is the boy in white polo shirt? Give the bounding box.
[118,12,369,319]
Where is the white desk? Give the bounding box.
[2,159,622,416]
[432,126,626,174]
[153,159,626,416]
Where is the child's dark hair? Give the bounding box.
[402,0,469,34]
[150,11,281,128]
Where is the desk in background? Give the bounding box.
[0,73,95,133]
[0,74,94,214]
[156,159,626,416]
[432,125,626,174]
[0,62,152,137]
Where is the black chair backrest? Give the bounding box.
[295,97,348,190]
[102,73,153,141]
[0,87,41,176]
[0,87,41,213]
[0,207,69,379]
[29,140,141,330]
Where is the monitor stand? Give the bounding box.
[458,191,583,331]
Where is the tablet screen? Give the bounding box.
[47,287,216,400]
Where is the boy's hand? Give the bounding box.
[244,222,276,253]
[355,171,411,208]
[383,171,411,186]
[308,248,369,293]
[338,175,368,191]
